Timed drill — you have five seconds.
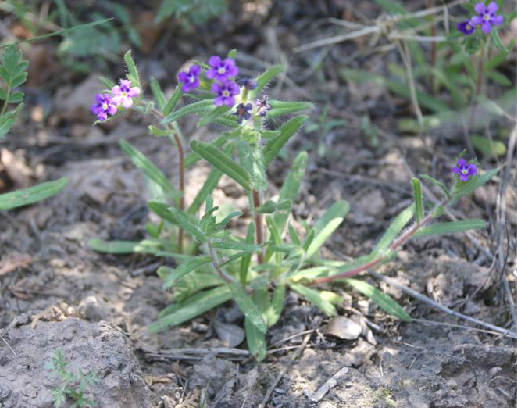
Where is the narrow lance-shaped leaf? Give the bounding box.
[210,239,259,252]
[274,151,308,231]
[124,50,142,90]
[120,140,181,198]
[290,284,337,317]
[228,282,267,333]
[160,256,212,289]
[344,278,411,322]
[412,178,424,223]
[162,84,183,117]
[306,200,349,258]
[414,219,486,237]
[188,168,223,215]
[150,78,166,111]
[191,140,252,191]
[148,201,206,242]
[267,101,313,119]
[162,99,214,124]
[370,205,414,258]
[0,103,22,140]
[245,318,267,361]
[88,238,163,254]
[264,116,308,166]
[149,286,232,332]
[265,284,285,327]
[252,65,284,96]
[198,106,231,127]
[240,222,255,285]
[185,132,233,168]
[0,177,67,211]
[419,174,450,199]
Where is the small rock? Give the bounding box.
[324,316,362,340]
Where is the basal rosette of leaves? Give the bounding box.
[0,45,67,211]
[89,50,498,361]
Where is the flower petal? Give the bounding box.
[456,159,467,168]
[470,16,482,25]
[460,174,469,182]
[474,2,486,14]
[481,23,492,33]
[208,56,221,68]
[487,2,498,13]
[493,15,503,25]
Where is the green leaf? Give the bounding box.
[290,284,337,317]
[0,104,22,140]
[160,256,212,289]
[491,29,506,52]
[412,178,424,223]
[414,219,485,237]
[267,101,313,119]
[453,168,500,202]
[188,168,223,215]
[371,205,414,258]
[150,78,166,111]
[210,239,259,252]
[265,284,285,327]
[88,238,163,254]
[274,151,308,231]
[149,286,232,332]
[198,106,231,127]
[228,282,267,333]
[419,174,450,199]
[99,76,116,89]
[191,140,252,191]
[162,99,214,124]
[120,140,181,199]
[0,177,67,211]
[264,116,308,166]
[344,278,411,322]
[252,65,284,95]
[185,132,233,168]
[148,201,206,242]
[306,200,349,258]
[123,50,142,90]
[245,317,267,361]
[236,140,267,192]
[162,85,183,117]
[240,222,255,285]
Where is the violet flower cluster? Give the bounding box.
[457,2,503,35]
[452,159,478,182]
[91,79,140,121]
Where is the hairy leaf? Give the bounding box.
[0,177,67,211]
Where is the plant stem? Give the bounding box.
[309,200,448,285]
[0,84,11,117]
[207,240,233,284]
[252,189,264,264]
[151,109,185,253]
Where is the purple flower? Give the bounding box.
[233,103,253,124]
[256,95,272,117]
[452,159,477,182]
[178,65,201,92]
[238,77,257,90]
[91,93,117,121]
[206,56,238,82]
[212,80,240,107]
[111,79,140,108]
[471,2,503,34]
[457,19,476,35]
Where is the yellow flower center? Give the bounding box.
[218,67,226,75]
[223,91,230,97]
[102,103,108,110]
[462,169,468,174]
[484,14,490,20]
[466,24,471,30]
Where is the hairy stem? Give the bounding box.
[207,240,233,284]
[151,109,185,253]
[310,200,448,285]
[252,189,264,264]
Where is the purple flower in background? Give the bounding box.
[206,56,238,82]
[111,79,140,108]
[233,103,253,124]
[212,80,240,107]
[178,65,201,92]
[457,19,476,35]
[91,93,117,121]
[452,159,477,182]
[238,77,257,90]
[471,2,503,33]
[256,95,272,117]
